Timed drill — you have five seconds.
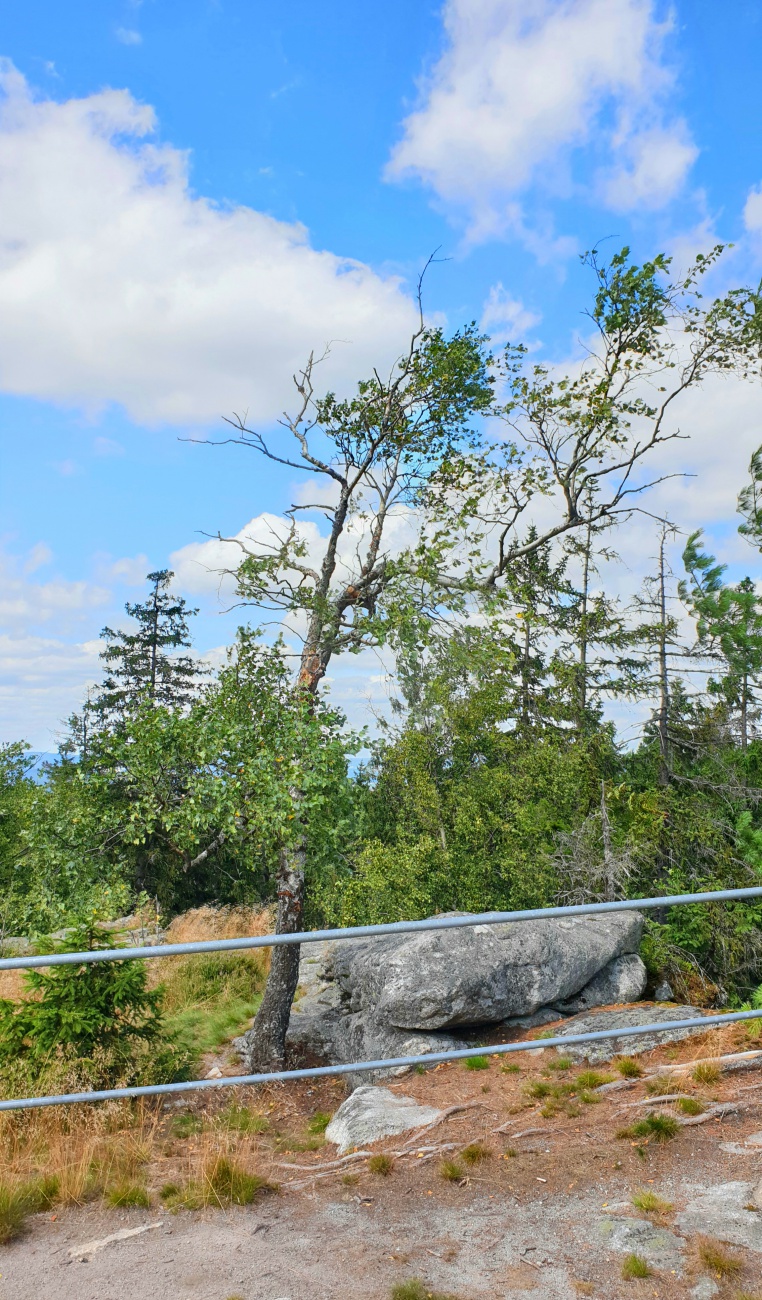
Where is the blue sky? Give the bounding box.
[2,0,762,747]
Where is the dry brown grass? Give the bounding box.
[162,904,273,946]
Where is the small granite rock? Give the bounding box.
[677,1182,762,1252]
[554,1004,713,1062]
[654,980,675,1002]
[690,1279,719,1300]
[597,1217,685,1272]
[324,1085,442,1154]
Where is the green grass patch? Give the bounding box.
[632,1189,673,1215]
[621,1253,651,1279]
[217,1103,269,1134]
[390,1281,460,1300]
[463,1055,489,1071]
[645,1073,678,1096]
[616,1057,643,1078]
[171,1112,203,1138]
[575,1070,613,1090]
[460,1142,490,1165]
[0,1175,59,1243]
[307,1111,331,1135]
[160,951,265,1061]
[692,1060,722,1085]
[439,1159,463,1182]
[105,1182,150,1208]
[162,1157,272,1211]
[617,1113,679,1143]
[676,1096,704,1116]
[547,1057,573,1072]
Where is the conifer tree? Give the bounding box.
[91,570,202,726]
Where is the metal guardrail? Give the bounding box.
[2,885,761,971]
[1,1009,760,1112]
[0,885,761,1111]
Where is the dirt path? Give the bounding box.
[3,1028,762,1298]
[2,1119,761,1299]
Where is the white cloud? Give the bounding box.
[386,0,695,240]
[93,435,125,457]
[0,632,102,748]
[23,542,52,574]
[480,284,541,343]
[744,184,762,234]
[0,544,111,632]
[0,61,418,427]
[599,122,698,212]
[99,553,151,585]
[115,28,142,46]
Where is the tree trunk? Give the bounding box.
[244,830,306,1072]
[577,521,591,732]
[657,532,670,789]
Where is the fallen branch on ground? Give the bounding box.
[398,1101,490,1149]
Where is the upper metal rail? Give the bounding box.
[2,885,761,971]
[0,1008,759,1111]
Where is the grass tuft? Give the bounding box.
[105,1181,150,1209]
[525,1080,554,1099]
[460,1142,490,1166]
[645,1073,679,1096]
[547,1057,573,1072]
[692,1060,722,1085]
[621,1253,651,1279]
[616,1057,643,1078]
[368,1154,394,1176]
[618,1112,679,1143]
[439,1159,464,1183]
[697,1235,743,1277]
[390,1280,459,1300]
[575,1070,613,1090]
[464,1056,489,1071]
[501,1062,520,1074]
[217,1103,269,1134]
[171,1112,203,1139]
[632,1189,673,1216]
[307,1111,331,1135]
[676,1096,704,1116]
[0,1175,60,1244]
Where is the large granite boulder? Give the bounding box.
[276,911,647,1078]
[331,911,645,1030]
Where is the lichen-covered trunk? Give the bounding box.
[245,830,306,1072]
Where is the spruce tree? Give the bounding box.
[92,570,202,726]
